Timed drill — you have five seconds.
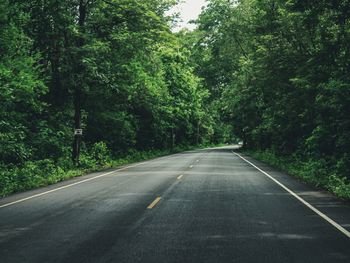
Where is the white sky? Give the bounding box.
[170,0,207,31]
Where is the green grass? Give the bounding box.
[0,143,220,198]
[243,149,350,200]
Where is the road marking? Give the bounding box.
[233,151,350,239]
[177,175,184,180]
[196,160,199,162]
[0,162,149,209]
[189,165,193,168]
[147,197,162,209]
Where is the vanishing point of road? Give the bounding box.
[1,146,350,262]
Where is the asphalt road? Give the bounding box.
[1,146,350,263]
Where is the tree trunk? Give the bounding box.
[72,0,87,165]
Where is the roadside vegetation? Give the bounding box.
[0,0,233,197]
[184,0,350,199]
[244,150,350,199]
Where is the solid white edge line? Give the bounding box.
[233,151,350,239]
[0,162,146,209]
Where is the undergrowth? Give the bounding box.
[243,150,350,200]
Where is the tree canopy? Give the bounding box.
[0,0,221,168]
[190,0,350,186]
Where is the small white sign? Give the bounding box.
[74,129,83,136]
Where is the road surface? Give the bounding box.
[1,146,350,262]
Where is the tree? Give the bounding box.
[0,0,47,165]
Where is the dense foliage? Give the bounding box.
[0,0,227,196]
[189,0,350,197]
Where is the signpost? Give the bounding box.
[73,129,83,165]
[74,129,83,136]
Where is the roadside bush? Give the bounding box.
[328,175,350,199]
[246,149,350,199]
[0,158,83,197]
[90,142,111,166]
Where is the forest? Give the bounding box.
[1,0,350,198]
